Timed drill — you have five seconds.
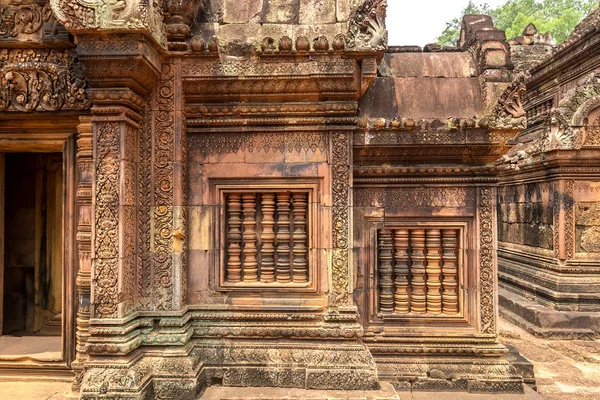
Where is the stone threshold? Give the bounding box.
[200,382,543,400]
[499,287,600,340]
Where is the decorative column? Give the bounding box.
[72,116,93,386]
[378,229,394,313]
[226,193,242,282]
[425,229,442,314]
[393,229,410,313]
[260,193,276,283]
[276,192,291,283]
[241,193,258,282]
[441,229,459,314]
[410,229,427,314]
[292,192,308,283]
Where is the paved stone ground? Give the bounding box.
[0,317,599,399]
[498,317,600,400]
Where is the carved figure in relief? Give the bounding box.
[346,0,388,52]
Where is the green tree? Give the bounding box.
[436,0,599,46]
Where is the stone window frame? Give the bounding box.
[211,179,321,293]
[362,217,477,331]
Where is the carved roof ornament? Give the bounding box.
[0,48,91,112]
[162,0,203,50]
[50,0,165,46]
[346,0,388,53]
[497,72,600,169]
[491,74,528,130]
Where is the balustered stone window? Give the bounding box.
[216,186,317,290]
[377,227,463,316]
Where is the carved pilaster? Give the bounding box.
[92,105,139,319]
[152,59,187,310]
[441,229,459,315]
[409,229,427,314]
[331,132,352,306]
[275,192,291,283]
[479,187,496,334]
[425,229,442,314]
[393,229,410,313]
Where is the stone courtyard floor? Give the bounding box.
[0,317,598,399]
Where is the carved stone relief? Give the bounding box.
[346,0,388,52]
[0,48,90,112]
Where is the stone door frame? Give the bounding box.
[0,114,79,373]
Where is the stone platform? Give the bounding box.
[499,288,600,339]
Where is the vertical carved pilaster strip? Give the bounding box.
[226,193,242,282]
[242,193,258,282]
[425,229,442,314]
[138,106,152,309]
[275,192,291,283]
[378,229,394,313]
[331,132,351,305]
[393,229,410,313]
[73,116,92,379]
[441,229,459,315]
[93,120,120,318]
[564,180,575,260]
[292,192,308,283]
[153,61,175,309]
[479,187,496,334]
[260,193,276,283]
[409,229,426,314]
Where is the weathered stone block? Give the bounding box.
[222,0,264,23]
[263,0,300,24]
[299,0,336,24]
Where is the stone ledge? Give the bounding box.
[200,382,543,399]
[499,287,600,339]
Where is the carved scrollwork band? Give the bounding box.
[331,132,352,306]
[479,187,496,334]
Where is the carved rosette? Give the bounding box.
[0,48,90,112]
[331,132,352,306]
[0,2,52,39]
[479,187,496,334]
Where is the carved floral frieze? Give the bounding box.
[0,48,90,111]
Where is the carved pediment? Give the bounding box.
[0,48,90,112]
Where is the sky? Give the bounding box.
[387,0,509,46]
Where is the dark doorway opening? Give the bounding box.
[0,153,63,361]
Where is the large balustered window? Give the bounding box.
[216,185,317,290]
[376,226,463,316]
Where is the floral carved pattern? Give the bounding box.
[94,121,120,318]
[153,62,175,310]
[138,106,152,309]
[479,187,495,334]
[0,2,51,38]
[564,180,575,260]
[331,132,351,306]
[0,48,90,112]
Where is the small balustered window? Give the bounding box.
[218,187,315,289]
[377,227,463,316]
